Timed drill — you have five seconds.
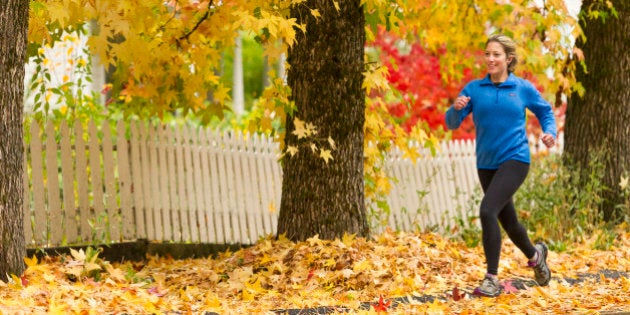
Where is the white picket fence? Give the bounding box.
[23,119,490,248]
[381,140,479,234]
[23,120,282,247]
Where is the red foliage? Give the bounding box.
[371,28,565,141]
[372,295,392,312]
[371,27,476,140]
[452,285,466,301]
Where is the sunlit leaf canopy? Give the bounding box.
[28,0,582,123]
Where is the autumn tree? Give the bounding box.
[277,1,369,241]
[25,0,581,244]
[564,0,629,221]
[0,0,29,281]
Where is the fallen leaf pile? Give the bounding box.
[1,230,629,314]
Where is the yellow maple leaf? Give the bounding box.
[242,276,266,301]
[320,149,333,164]
[24,255,38,267]
[70,248,86,261]
[259,253,274,265]
[323,258,336,268]
[353,259,371,273]
[286,145,299,156]
[213,83,231,104]
[362,66,389,95]
[310,9,321,19]
[292,118,307,139]
[342,233,356,246]
[305,122,317,135]
[9,274,23,290]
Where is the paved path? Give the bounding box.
[264,270,629,315]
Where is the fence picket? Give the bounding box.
[165,126,181,242]
[230,131,250,244]
[130,122,146,239]
[257,136,275,237]
[157,125,172,241]
[29,123,46,245]
[266,136,281,235]
[23,142,32,245]
[189,127,208,243]
[147,125,162,240]
[74,122,90,242]
[248,135,267,237]
[198,129,216,243]
[207,129,225,244]
[182,126,200,242]
[191,127,209,243]
[174,126,190,242]
[45,121,63,245]
[59,121,77,243]
[217,132,236,243]
[139,123,155,240]
[117,121,134,241]
[87,120,104,243]
[242,134,263,242]
[386,152,404,230]
[101,121,119,242]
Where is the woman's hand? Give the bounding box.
[454,96,471,110]
[541,133,555,148]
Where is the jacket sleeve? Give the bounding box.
[525,82,557,139]
[445,90,473,130]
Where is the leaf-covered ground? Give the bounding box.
[1,230,629,314]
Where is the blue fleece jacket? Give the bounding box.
[445,73,557,170]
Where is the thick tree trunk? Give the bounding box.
[564,0,630,221]
[0,0,29,281]
[277,1,368,241]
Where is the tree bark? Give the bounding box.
[0,0,29,281]
[277,0,368,241]
[564,0,630,221]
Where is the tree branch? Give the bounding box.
[179,0,214,42]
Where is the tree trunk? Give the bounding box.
[277,1,368,241]
[0,0,29,281]
[564,0,630,221]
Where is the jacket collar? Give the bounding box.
[480,72,517,87]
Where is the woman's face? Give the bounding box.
[484,41,510,78]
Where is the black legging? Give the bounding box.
[477,160,537,276]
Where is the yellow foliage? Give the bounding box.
[28,0,583,224]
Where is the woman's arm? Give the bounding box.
[525,82,557,147]
[445,94,472,130]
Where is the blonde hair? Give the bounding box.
[486,34,518,72]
